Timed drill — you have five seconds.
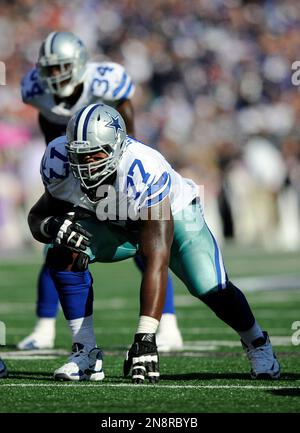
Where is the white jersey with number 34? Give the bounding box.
[21,62,135,125]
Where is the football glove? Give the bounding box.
[41,212,92,252]
[123,333,159,384]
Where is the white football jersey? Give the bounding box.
[41,136,199,220]
[21,62,135,125]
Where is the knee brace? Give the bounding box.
[46,246,89,272]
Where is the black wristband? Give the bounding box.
[134,333,156,344]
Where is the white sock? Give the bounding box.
[34,318,56,335]
[68,315,96,352]
[158,313,178,333]
[238,321,264,346]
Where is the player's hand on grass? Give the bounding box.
[123,333,159,384]
[42,212,92,252]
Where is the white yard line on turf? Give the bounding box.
[0,383,299,390]
[233,275,300,292]
[4,327,295,336]
[0,335,296,360]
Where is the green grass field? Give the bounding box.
[1,245,300,413]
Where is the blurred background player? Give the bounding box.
[18,31,183,352]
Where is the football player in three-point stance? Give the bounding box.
[28,103,280,383]
[19,31,182,353]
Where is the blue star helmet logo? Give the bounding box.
[105,113,124,137]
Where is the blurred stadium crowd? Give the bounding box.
[1,0,300,251]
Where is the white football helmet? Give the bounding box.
[66,103,127,196]
[37,31,88,97]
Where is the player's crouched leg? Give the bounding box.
[200,282,280,380]
[170,212,280,380]
[46,246,105,382]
